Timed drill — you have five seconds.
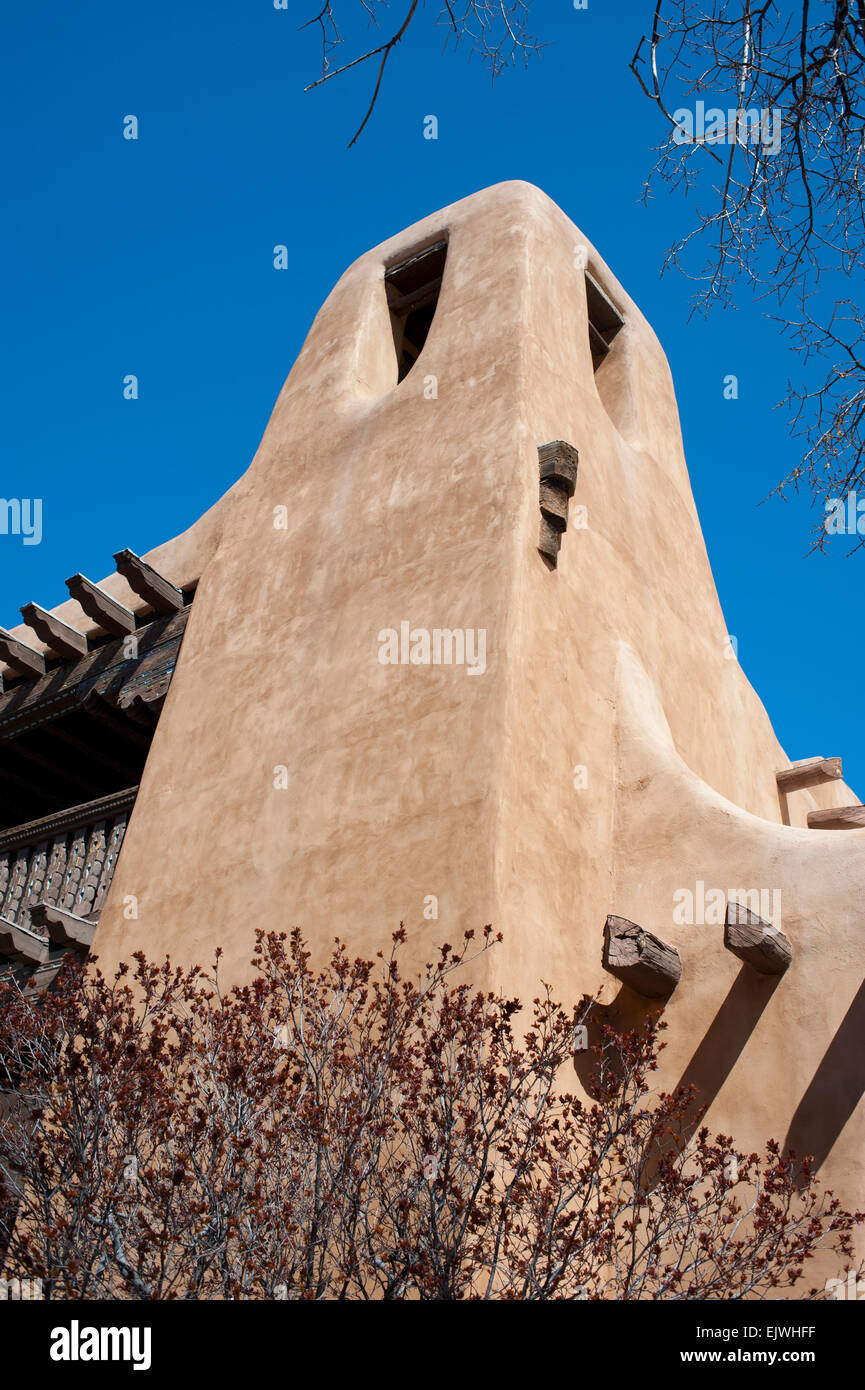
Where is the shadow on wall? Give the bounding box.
[785,977,865,1176]
[673,967,782,1151]
[573,970,780,1172]
[572,984,665,1096]
[577,971,865,1184]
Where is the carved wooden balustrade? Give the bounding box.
[0,547,190,994]
[0,788,137,977]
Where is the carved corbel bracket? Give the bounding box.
[537,441,579,565]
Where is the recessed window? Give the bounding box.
[585,272,623,371]
[385,239,447,382]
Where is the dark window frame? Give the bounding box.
[585,272,624,371]
[384,239,448,382]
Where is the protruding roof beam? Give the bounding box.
[0,627,46,678]
[20,602,88,660]
[602,914,681,998]
[807,805,865,830]
[113,548,184,615]
[66,574,135,637]
[776,757,843,793]
[724,901,792,976]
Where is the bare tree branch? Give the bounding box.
[301,2,543,146]
[631,0,865,551]
[1,931,860,1299]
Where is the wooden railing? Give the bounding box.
[0,787,137,934]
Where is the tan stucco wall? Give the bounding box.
[12,182,862,1272]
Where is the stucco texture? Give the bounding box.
[19,182,862,1259]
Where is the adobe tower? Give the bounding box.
[1,183,863,1264]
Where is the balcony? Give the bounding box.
[0,787,137,982]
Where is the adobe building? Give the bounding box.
[1,182,863,1270]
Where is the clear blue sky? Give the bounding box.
[2,0,861,792]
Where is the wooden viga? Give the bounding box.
[0,547,194,990]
